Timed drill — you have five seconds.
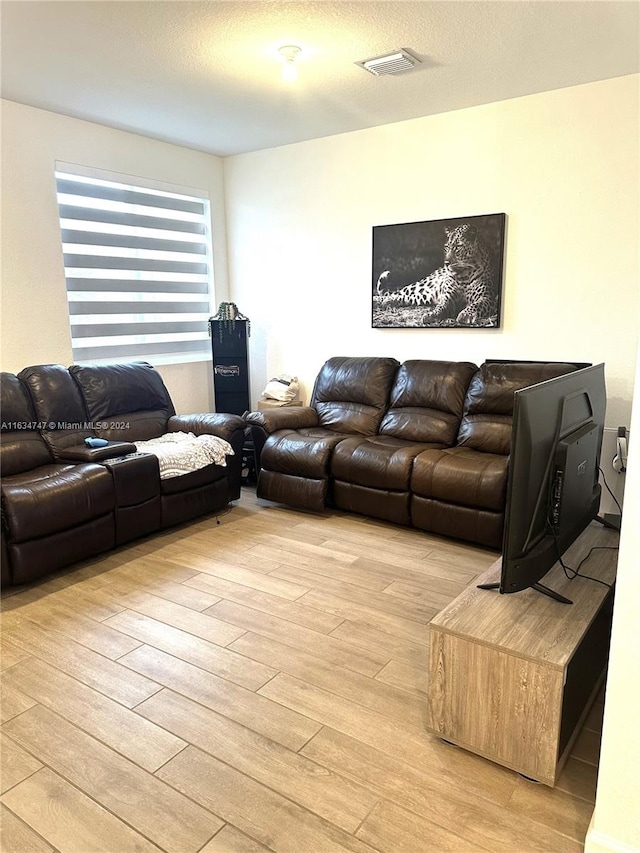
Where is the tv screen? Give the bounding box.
[484,363,606,604]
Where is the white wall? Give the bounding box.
[224,75,639,428]
[585,339,640,853]
[0,100,230,413]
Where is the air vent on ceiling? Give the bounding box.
[359,49,420,76]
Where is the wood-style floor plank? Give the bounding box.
[296,588,431,645]
[323,537,472,577]
[0,638,31,671]
[2,657,187,772]
[186,572,345,633]
[137,688,377,832]
[0,731,42,794]
[571,729,602,766]
[329,620,429,667]
[383,578,467,610]
[157,745,377,853]
[98,572,223,612]
[2,621,158,708]
[555,757,599,804]
[0,678,38,723]
[1,767,164,853]
[271,561,392,594]
[356,798,488,853]
[120,644,321,750]
[206,599,389,677]
[170,554,312,600]
[276,568,440,621]
[3,705,222,853]
[228,632,426,728]
[160,536,283,575]
[15,587,124,624]
[44,583,127,620]
[507,775,594,843]
[13,603,142,660]
[103,609,276,690]
[200,824,272,852]
[106,590,246,646]
[0,803,55,853]
[353,553,477,588]
[373,658,429,696]
[290,519,434,554]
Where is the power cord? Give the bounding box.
[550,531,617,590]
[598,466,624,516]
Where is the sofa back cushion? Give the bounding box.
[311,356,400,435]
[18,364,94,456]
[380,360,477,445]
[70,362,175,441]
[457,361,583,455]
[0,372,52,475]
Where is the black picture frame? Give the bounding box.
[372,213,506,329]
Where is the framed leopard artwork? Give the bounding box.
[372,213,506,329]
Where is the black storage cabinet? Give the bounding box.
[209,318,250,416]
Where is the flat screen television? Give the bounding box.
[478,363,606,604]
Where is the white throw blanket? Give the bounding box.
[134,431,234,479]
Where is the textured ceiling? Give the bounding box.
[1,1,638,156]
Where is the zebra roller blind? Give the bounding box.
[55,166,214,364]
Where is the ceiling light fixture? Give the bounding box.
[278,45,301,83]
[359,49,420,76]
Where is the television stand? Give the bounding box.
[476,580,572,604]
[597,512,622,532]
[426,521,618,786]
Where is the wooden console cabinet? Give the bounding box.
[425,522,618,786]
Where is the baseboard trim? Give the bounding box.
[585,814,640,853]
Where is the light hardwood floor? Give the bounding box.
[0,488,604,853]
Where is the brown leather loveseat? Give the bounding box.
[1,362,244,587]
[246,356,581,549]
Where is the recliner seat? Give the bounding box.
[0,372,115,585]
[255,356,400,510]
[330,360,478,525]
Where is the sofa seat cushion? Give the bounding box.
[1,463,114,542]
[133,432,233,479]
[411,447,508,512]
[161,462,228,495]
[332,435,446,491]
[261,429,349,479]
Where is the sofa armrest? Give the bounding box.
[168,413,245,443]
[57,441,137,462]
[245,406,319,434]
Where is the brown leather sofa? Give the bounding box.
[1,362,244,587]
[246,356,582,548]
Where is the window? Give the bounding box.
[55,164,214,364]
